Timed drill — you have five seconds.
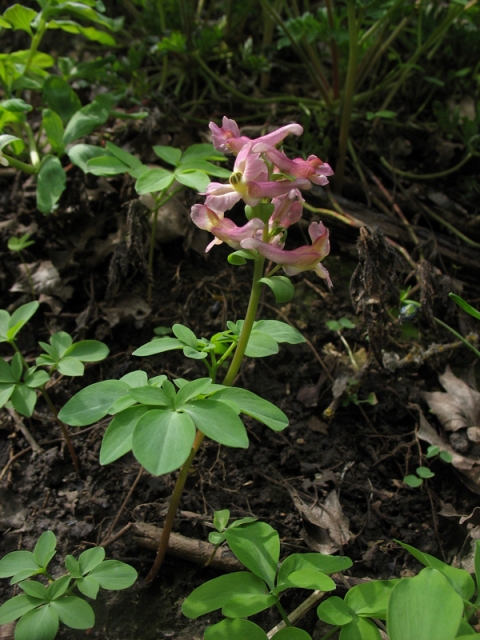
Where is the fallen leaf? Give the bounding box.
[288,486,353,554]
[423,366,480,432]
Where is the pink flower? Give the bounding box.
[254,145,334,186]
[210,117,304,155]
[241,221,332,286]
[269,190,304,231]
[204,144,311,214]
[191,204,264,251]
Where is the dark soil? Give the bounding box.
[1,127,480,640]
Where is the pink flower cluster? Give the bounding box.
[191,117,333,286]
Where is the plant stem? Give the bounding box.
[2,153,36,175]
[41,388,81,476]
[274,598,292,627]
[334,0,359,193]
[145,253,266,582]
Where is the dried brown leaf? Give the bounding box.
[423,366,480,432]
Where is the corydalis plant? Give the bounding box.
[192,117,333,286]
[59,117,334,584]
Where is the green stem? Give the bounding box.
[274,598,292,627]
[147,187,182,305]
[23,16,47,79]
[319,625,341,640]
[380,151,475,181]
[334,0,359,193]
[41,388,81,476]
[145,253,266,583]
[2,153,36,175]
[433,317,480,360]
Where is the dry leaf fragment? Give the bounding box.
[288,487,353,554]
[423,366,480,433]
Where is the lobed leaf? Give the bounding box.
[205,618,268,640]
[14,604,59,640]
[49,596,95,629]
[100,405,149,464]
[58,380,130,425]
[225,522,279,590]
[33,531,56,568]
[210,387,288,431]
[0,594,43,625]
[182,399,249,448]
[88,560,137,590]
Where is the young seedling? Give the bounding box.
[403,444,453,488]
[183,516,353,639]
[0,301,109,474]
[0,531,137,640]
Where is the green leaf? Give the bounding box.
[210,387,288,432]
[387,568,464,640]
[175,169,211,191]
[78,547,105,574]
[33,531,56,568]
[133,337,184,356]
[439,450,453,463]
[58,380,130,426]
[416,466,434,479]
[278,554,352,586]
[449,293,480,320]
[7,301,39,340]
[182,144,225,162]
[105,142,144,171]
[222,593,277,618]
[213,509,230,532]
[345,580,398,619]
[396,541,475,600]
[11,385,37,417]
[37,156,66,215]
[403,475,423,488]
[63,94,116,145]
[317,596,354,626]
[67,144,108,172]
[205,618,268,640]
[1,99,32,113]
[128,386,171,406]
[0,551,40,579]
[42,109,65,155]
[88,560,137,590]
[132,410,196,475]
[46,20,115,45]
[64,556,80,576]
[85,156,129,176]
[64,340,109,362]
[259,276,295,303]
[24,369,50,388]
[0,594,42,625]
[46,575,71,600]
[135,168,174,194]
[0,133,24,157]
[225,522,279,590]
[50,332,72,358]
[153,145,182,166]
[245,331,279,357]
[19,580,48,599]
[50,596,94,629]
[10,353,23,382]
[253,320,305,345]
[172,324,198,348]
[182,399,249,448]
[227,250,256,265]
[43,76,81,124]
[0,383,15,408]
[14,604,59,640]
[100,405,149,464]
[273,628,313,639]
[339,617,382,640]
[282,568,335,591]
[77,576,100,599]
[0,359,15,383]
[175,378,212,407]
[182,572,267,618]
[183,346,208,359]
[3,4,37,34]
[57,357,84,376]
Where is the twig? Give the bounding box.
[99,467,143,546]
[0,446,32,482]
[6,407,43,453]
[100,522,135,548]
[267,590,327,638]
